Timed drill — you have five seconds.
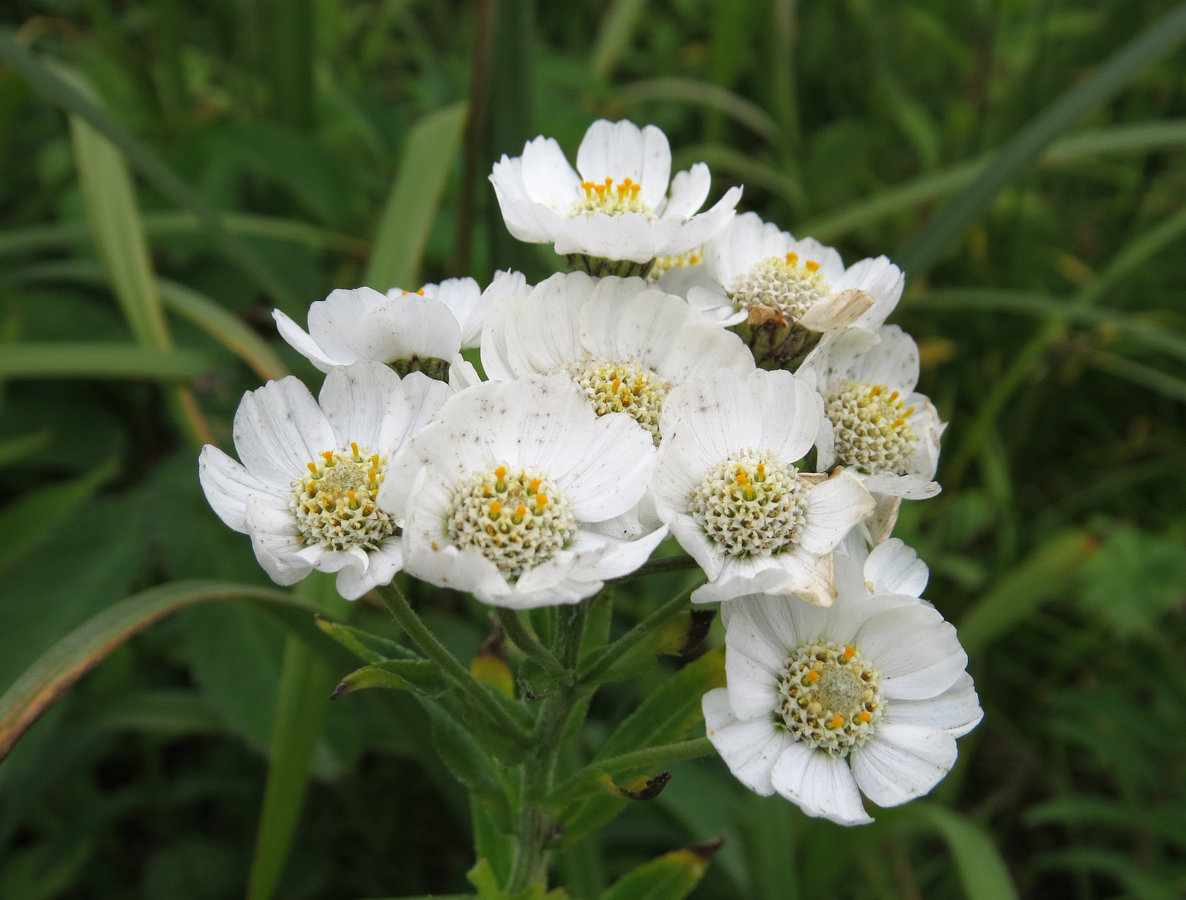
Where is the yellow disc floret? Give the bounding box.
[825,381,917,475]
[290,443,395,551]
[567,356,673,445]
[732,252,831,321]
[775,640,884,755]
[572,177,653,218]
[447,463,577,581]
[688,450,807,556]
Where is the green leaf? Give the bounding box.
[600,841,721,900]
[957,531,1098,655]
[0,458,117,578]
[0,580,319,763]
[363,102,468,290]
[315,618,421,665]
[0,343,214,380]
[900,804,1019,900]
[1077,526,1186,636]
[329,659,447,699]
[0,432,50,468]
[425,700,511,828]
[897,3,1186,275]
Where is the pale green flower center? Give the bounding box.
[567,356,672,445]
[447,464,577,581]
[572,177,653,218]
[826,380,917,476]
[291,444,395,552]
[775,640,884,755]
[688,451,806,556]
[732,252,831,320]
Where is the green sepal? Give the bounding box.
[328,659,446,699]
[314,618,420,664]
[599,840,722,900]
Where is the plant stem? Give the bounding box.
[498,609,570,683]
[376,583,529,746]
[579,586,696,684]
[505,600,590,892]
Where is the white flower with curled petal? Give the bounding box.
[703,587,982,825]
[802,325,945,500]
[197,362,451,600]
[489,119,742,272]
[377,376,667,609]
[659,213,903,367]
[651,369,874,606]
[481,271,756,445]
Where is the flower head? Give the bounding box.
[489,119,742,270]
[704,587,982,825]
[378,375,666,608]
[198,361,450,599]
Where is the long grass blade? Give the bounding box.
[0,344,213,380]
[617,78,779,142]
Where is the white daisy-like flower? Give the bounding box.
[803,325,945,499]
[481,271,756,445]
[703,588,982,825]
[833,536,931,605]
[198,361,451,600]
[651,369,874,606]
[659,213,903,368]
[377,376,667,609]
[489,119,742,272]
[272,271,524,384]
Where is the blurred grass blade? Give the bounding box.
[247,574,347,900]
[68,100,169,349]
[0,432,50,468]
[1088,350,1186,403]
[600,840,721,900]
[363,102,468,290]
[0,343,213,380]
[906,804,1019,900]
[618,78,779,142]
[897,2,1186,275]
[680,143,805,209]
[0,580,317,762]
[591,0,648,80]
[0,459,117,578]
[0,34,299,308]
[958,531,1098,655]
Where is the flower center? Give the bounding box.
[647,247,703,282]
[447,464,578,581]
[775,640,884,755]
[688,450,807,556]
[566,356,672,445]
[290,444,395,552]
[731,252,831,321]
[825,381,917,476]
[572,177,653,218]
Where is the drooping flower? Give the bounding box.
[198,361,451,599]
[489,119,742,273]
[802,325,945,499]
[272,271,524,385]
[377,376,667,608]
[480,271,756,444]
[651,369,874,605]
[703,588,982,825]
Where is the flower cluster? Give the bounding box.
[199,118,978,825]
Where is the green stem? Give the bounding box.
[376,583,529,746]
[549,737,716,803]
[579,586,696,684]
[498,610,570,683]
[505,601,590,892]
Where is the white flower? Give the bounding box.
[802,325,945,499]
[703,588,982,825]
[378,376,667,608]
[481,271,756,444]
[198,362,451,600]
[271,273,524,384]
[661,212,903,337]
[651,370,874,606]
[489,119,742,267]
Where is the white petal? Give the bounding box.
[770,742,873,825]
[198,445,271,533]
[233,377,337,486]
[864,538,929,597]
[883,672,983,738]
[519,136,582,208]
[272,309,338,372]
[334,540,403,600]
[850,723,958,807]
[663,163,711,218]
[703,688,788,796]
[796,472,875,555]
[855,605,968,700]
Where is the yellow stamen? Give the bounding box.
[843,646,856,659]
[307,462,318,476]
[536,493,548,508]
[871,385,882,395]
[488,501,502,517]
[805,260,820,272]
[529,477,542,493]
[494,465,507,479]
[514,504,527,522]
[786,252,798,265]
[350,441,359,457]
[804,670,820,684]
[858,710,872,723]
[321,451,334,464]
[830,714,844,729]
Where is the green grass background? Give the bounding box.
[1,0,1185,897]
